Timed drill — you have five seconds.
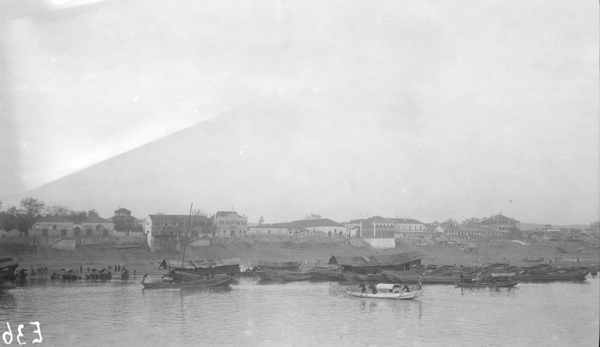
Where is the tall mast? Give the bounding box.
[181,203,193,274]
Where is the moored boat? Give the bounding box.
[0,257,19,283]
[348,283,420,300]
[522,257,545,263]
[141,273,234,289]
[280,271,313,282]
[512,270,589,282]
[455,281,519,288]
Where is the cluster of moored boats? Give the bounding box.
[3,255,596,300]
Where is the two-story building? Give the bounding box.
[286,218,346,237]
[479,214,520,232]
[144,214,214,252]
[75,215,115,237]
[390,218,426,239]
[213,211,248,238]
[247,223,290,237]
[360,216,395,238]
[31,215,75,237]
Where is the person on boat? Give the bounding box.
[402,283,410,292]
[359,282,367,294]
[460,272,464,283]
[369,283,377,294]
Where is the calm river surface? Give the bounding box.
[1,276,598,347]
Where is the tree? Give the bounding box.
[305,213,322,220]
[461,217,481,226]
[44,205,70,216]
[444,218,459,226]
[88,209,99,218]
[192,209,207,216]
[0,199,3,211]
[258,215,264,225]
[8,197,45,236]
[590,221,600,231]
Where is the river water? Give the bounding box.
[1,276,598,347]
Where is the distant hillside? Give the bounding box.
[13,90,417,222]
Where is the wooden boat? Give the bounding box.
[383,270,457,284]
[349,284,420,300]
[367,273,388,283]
[512,270,589,282]
[343,273,360,281]
[0,257,19,281]
[141,274,234,289]
[0,282,16,290]
[280,272,312,282]
[357,274,371,282]
[455,281,519,288]
[522,257,545,263]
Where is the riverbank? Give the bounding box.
[2,237,599,277]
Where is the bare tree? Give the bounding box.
[258,215,264,225]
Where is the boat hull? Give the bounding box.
[512,270,589,282]
[142,276,234,289]
[349,291,418,300]
[455,281,519,288]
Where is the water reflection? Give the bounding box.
[0,278,597,346]
[0,290,17,312]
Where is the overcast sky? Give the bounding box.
[1,0,598,225]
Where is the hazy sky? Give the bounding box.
[1,0,598,225]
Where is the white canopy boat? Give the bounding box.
[349,283,421,300]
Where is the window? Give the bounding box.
[42,229,48,237]
[53,225,57,230]
[61,229,67,236]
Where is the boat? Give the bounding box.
[512,269,589,282]
[52,269,81,280]
[348,283,420,300]
[522,257,545,263]
[280,271,312,282]
[309,268,344,281]
[367,273,388,283]
[455,280,519,288]
[141,274,234,289]
[0,257,19,282]
[343,273,360,281]
[142,203,234,290]
[382,270,458,284]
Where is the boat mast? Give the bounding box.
[181,203,194,277]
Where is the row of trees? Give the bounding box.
[0,198,104,236]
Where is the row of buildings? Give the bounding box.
[0,206,529,252]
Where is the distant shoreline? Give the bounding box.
[4,238,599,277]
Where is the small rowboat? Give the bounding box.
[454,281,519,288]
[349,283,421,300]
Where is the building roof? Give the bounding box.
[214,211,244,218]
[287,218,344,229]
[83,215,113,223]
[389,218,424,224]
[114,208,131,213]
[329,251,422,267]
[37,215,73,223]
[480,214,520,224]
[361,216,395,228]
[149,214,212,223]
